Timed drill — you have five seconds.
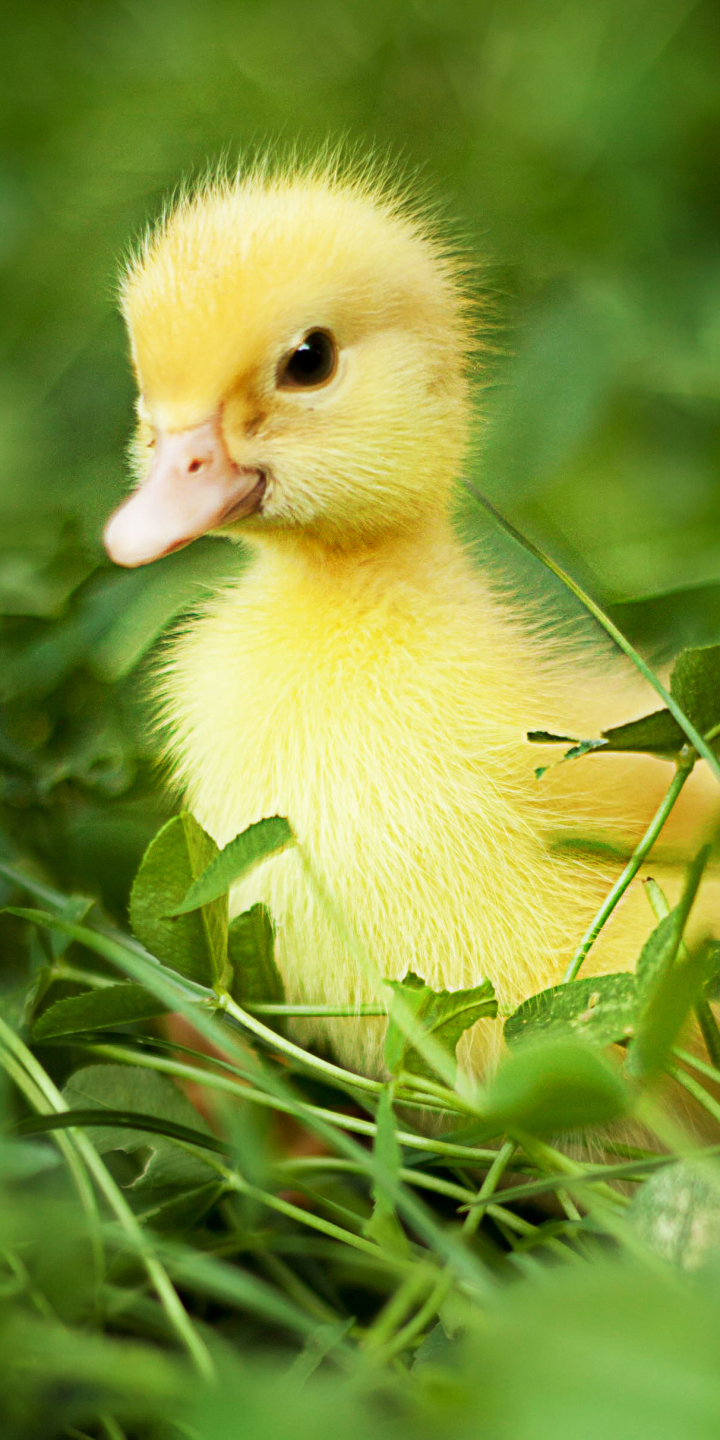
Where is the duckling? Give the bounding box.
[103,158,714,1080]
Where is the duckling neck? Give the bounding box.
[245,512,470,604]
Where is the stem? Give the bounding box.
[374,1140,519,1363]
[276,1157,478,1205]
[378,1269,453,1362]
[99,1418,128,1440]
[360,1268,436,1353]
[563,757,695,981]
[12,906,465,1123]
[516,1134,630,1209]
[644,875,686,945]
[216,991,380,1098]
[81,1042,509,1164]
[461,1140,517,1237]
[52,963,116,990]
[463,483,720,785]
[0,1046,106,1307]
[249,1003,388,1017]
[201,1156,414,1271]
[675,1047,720,1087]
[0,1021,214,1380]
[484,1203,582,1263]
[257,1251,341,1326]
[647,882,720,1069]
[669,1065,720,1127]
[221,992,471,1115]
[645,852,720,1071]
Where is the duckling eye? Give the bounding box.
[277,330,338,390]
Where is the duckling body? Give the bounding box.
[160,517,704,1077]
[104,159,713,1079]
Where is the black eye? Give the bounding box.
[277,330,338,390]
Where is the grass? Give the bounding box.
[2,499,720,1439]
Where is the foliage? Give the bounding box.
[2,691,720,1439]
[4,1,720,1437]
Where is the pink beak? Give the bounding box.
[103,415,266,567]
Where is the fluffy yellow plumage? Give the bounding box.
[104,157,713,1080]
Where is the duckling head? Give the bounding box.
[104,159,474,567]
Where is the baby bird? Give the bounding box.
[104,158,711,1080]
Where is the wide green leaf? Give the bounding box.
[630,1157,720,1272]
[702,942,720,1002]
[635,910,687,996]
[228,903,286,1032]
[480,1037,630,1135]
[364,1085,410,1256]
[528,708,686,763]
[601,710,686,756]
[628,847,711,1079]
[62,1064,217,1197]
[630,1160,720,1270]
[33,983,168,1040]
[384,971,497,1083]
[670,644,720,740]
[610,581,720,663]
[47,894,94,959]
[129,812,228,987]
[504,973,637,1050]
[140,1180,227,1235]
[629,947,710,1082]
[171,816,294,916]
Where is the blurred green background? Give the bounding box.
[2,0,720,907]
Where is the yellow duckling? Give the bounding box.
[103,158,712,1080]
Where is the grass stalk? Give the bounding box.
[562,757,695,981]
[0,1018,215,1380]
[464,483,720,785]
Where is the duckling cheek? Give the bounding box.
[103,417,265,567]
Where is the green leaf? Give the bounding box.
[17,1109,229,1158]
[601,709,686,756]
[671,644,720,739]
[529,707,691,767]
[33,983,168,1039]
[527,730,578,744]
[629,847,711,1079]
[610,581,720,664]
[364,1085,410,1256]
[228,904,286,1033]
[528,709,687,763]
[0,1314,184,1432]
[0,1140,61,1180]
[504,973,637,1050]
[635,910,687,996]
[702,942,720,1002]
[384,971,497,1083]
[170,816,294,916]
[47,894,94,959]
[129,812,228,987]
[140,1180,227,1235]
[413,1320,461,1371]
[629,947,710,1082]
[481,1037,630,1135]
[62,1064,216,1196]
[630,1161,720,1270]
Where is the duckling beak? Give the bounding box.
[103,415,266,567]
